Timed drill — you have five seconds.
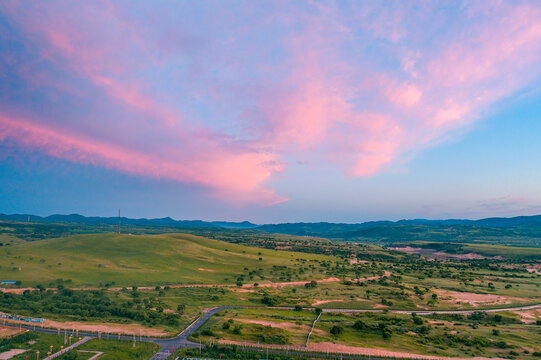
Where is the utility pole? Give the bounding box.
[117,209,121,234]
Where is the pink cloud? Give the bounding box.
[256,1,541,178]
[1,1,541,206]
[0,114,285,205]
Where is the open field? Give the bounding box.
[192,308,541,359]
[0,331,156,360]
[0,325,25,338]
[0,226,540,359]
[0,233,333,287]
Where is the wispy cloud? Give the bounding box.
[1,1,540,204]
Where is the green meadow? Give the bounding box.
[0,233,333,287]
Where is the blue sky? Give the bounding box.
[1,1,541,223]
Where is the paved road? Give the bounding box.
[4,303,541,360]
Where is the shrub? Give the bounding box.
[330,325,343,336]
[353,320,365,330]
[201,329,215,337]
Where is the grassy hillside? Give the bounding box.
[0,233,333,287]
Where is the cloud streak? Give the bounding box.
[1,1,541,205]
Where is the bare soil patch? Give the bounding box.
[0,326,25,338]
[434,289,517,307]
[39,319,169,337]
[312,299,345,306]
[513,309,541,323]
[245,278,342,288]
[0,349,28,360]
[218,340,503,360]
[237,318,309,332]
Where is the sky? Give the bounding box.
[1,0,541,223]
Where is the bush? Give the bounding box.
[353,320,365,330]
[262,294,281,306]
[294,305,302,311]
[330,325,343,336]
[201,329,215,337]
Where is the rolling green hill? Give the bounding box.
[0,233,333,287]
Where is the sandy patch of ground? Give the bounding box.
[3,318,169,337]
[527,267,541,275]
[236,318,310,331]
[246,278,342,288]
[390,247,425,254]
[0,287,41,294]
[218,340,503,360]
[513,309,541,323]
[198,268,215,272]
[0,326,25,338]
[312,299,345,306]
[354,271,391,282]
[0,349,28,359]
[1,272,390,294]
[348,258,368,265]
[389,247,487,261]
[433,289,516,307]
[274,246,292,250]
[432,252,485,260]
[231,288,256,293]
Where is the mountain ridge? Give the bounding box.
[2,213,541,229]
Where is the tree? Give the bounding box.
[330,325,343,336]
[353,320,365,330]
[315,307,322,315]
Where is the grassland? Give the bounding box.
[1,222,540,359]
[0,233,333,287]
[0,331,156,360]
[192,308,541,359]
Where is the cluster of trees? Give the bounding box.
[0,288,180,327]
[0,331,37,348]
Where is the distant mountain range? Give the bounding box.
[256,216,541,243]
[2,213,541,229]
[0,214,541,246]
[0,213,258,229]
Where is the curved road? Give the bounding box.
[4,303,541,360]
